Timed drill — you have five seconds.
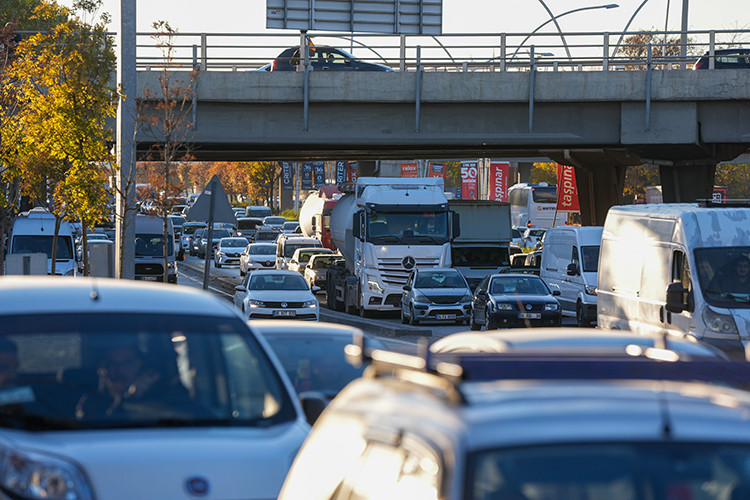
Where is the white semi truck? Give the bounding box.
[326,177,460,316]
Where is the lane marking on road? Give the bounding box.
[179,268,234,299]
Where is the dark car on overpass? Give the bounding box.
[270,46,393,72]
[693,48,750,69]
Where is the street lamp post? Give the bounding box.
[535,0,572,60]
[610,0,651,59]
[679,0,689,69]
[510,3,619,62]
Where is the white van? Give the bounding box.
[135,215,177,283]
[7,208,76,276]
[597,203,750,359]
[539,226,602,326]
[275,235,322,270]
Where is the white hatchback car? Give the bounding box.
[0,276,315,500]
[213,237,248,268]
[234,269,320,321]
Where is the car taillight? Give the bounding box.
[693,60,706,70]
[272,59,278,71]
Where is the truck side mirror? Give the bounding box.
[452,211,461,240]
[352,211,362,240]
[566,262,579,276]
[665,282,693,313]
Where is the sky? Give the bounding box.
[58,0,749,35]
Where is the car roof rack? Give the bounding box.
[345,334,750,404]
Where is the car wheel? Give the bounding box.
[576,301,590,327]
[401,304,409,324]
[215,260,221,268]
[485,309,496,330]
[409,306,419,326]
[359,306,370,318]
[469,310,481,330]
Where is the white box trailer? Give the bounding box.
[597,203,750,359]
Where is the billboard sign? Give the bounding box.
[488,162,510,202]
[401,162,418,178]
[556,164,580,212]
[281,162,294,191]
[460,161,478,201]
[266,0,442,35]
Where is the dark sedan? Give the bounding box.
[470,273,562,330]
[271,46,393,72]
[693,48,750,69]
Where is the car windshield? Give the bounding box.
[0,314,295,431]
[237,219,262,230]
[262,334,373,398]
[283,222,299,230]
[298,250,331,263]
[248,244,276,255]
[310,256,337,269]
[415,271,467,289]
[210,229,231,239]
[695,247,750,307]
[265,217,286,225]
[221,238,247,248]
[256,232,278,241]
[135,234,173,257]
[285,242,321,258]
[490,277,548,295]
[467,443,750,500]
[248,274,309,291]
[11,235,74,260]
[182,224,205,235]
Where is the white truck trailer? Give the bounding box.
[326,177,460,316]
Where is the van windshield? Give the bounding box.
[12,235,74,260]
[695,247,750,307]
[135,234,174,257]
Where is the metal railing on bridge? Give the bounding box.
[131,29,750,73]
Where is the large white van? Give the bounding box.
[597,203,750,359]
[539,226,603,326]
[275,235,322,270]
[135,215,177,283]
[7,208,76,276]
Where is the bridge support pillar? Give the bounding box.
[573,164,627,226]
[658,163,716,203]
[357,160,379,178]
[515,162,533,184]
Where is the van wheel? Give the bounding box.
[576,301,590,327]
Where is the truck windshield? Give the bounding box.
[12,235,74,260]
[695,247,750,306]
[135,234,174,257]
[367,212,448,245]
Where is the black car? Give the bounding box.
[270,46,393,72]
[693,48,750,69]
[470,273,562,330]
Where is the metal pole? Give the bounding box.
[611,0,651,59]
[529,46,535,133]
[202,178,216,290]
[646,43,652,131]
[415,45,422,133]
[294,162,300,213]
[535,0,572,61]
[679,0,688,69]
[115,0,136,280]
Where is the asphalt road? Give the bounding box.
[176,253,577,349]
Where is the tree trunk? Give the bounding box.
[51,215,61,276]
[82,219,89,276]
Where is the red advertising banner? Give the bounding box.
[461,161,478,200]
[488,162,510,202]
[347,162,357,184]
[428,162,444,179]
[556,164,580,211]
[401,162,418,178]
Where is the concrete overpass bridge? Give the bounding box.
[131,30,750,224]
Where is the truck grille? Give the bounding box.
[377,257,441,287]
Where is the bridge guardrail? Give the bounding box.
[131,29,749,72]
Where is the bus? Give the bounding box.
[508,182,570,229]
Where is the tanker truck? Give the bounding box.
[326,177,460,316]
[298,185,341,250]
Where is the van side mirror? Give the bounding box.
[566,262,579,276]
[665,282,693,313]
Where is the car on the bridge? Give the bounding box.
[693,48,750,69]
[270,46,393,72]
[280,341,750,500]
[0,276,317,500]
[233,269,320,321]
[470,273,561,330]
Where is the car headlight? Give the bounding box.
[702,307,738,335]
[0,446,94,500]
[495,302,513,311]
[460,293,473,303]
[366,276,384,294]
[544,303,559,311]
[302,300,318,308]
[585,285,598,295]
[247,299,265,308]
[167,261,175,270]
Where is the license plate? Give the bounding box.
[436,314,456,320]
[273,310,296,317]
[142,276,158,281]
[518,312,541,319]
